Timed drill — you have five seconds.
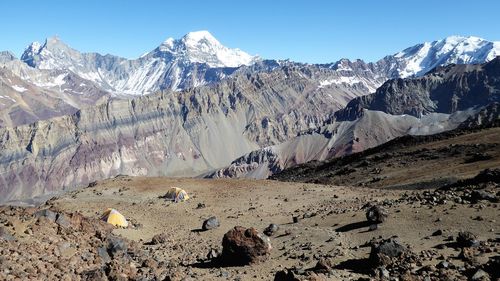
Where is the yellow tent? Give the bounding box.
[101,208,128,227]
[164,187,189,203]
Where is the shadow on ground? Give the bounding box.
[335,221,372,232]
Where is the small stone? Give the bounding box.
[263,224,279,236]
[376,266,390,279]
[471,269,489,281]
[436,261,449,269]
[313,258,333,273]
[369,224,378,231]
[202,216,220,231]
[150,233,168,245]
[206,248,219,260]
[431,229,443,236]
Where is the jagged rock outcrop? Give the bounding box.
[336,57,500,120]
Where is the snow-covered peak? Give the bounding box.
[21,36,84,69]
[160,37,175,50]
[392,35,500,77]
[154,30,259,68]
[182,30,219,45]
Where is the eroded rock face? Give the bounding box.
[221,226,272,265]
[212,58,500,180]
[1,65,368,203]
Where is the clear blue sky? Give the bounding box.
[1,0,499,63]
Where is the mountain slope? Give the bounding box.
[0,64,375,203]
[209,58,500,179]
[270,125,500,189]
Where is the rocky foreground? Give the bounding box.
[0,170,499,280]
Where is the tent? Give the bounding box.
[164,187,190,203]
[101,208,128,227]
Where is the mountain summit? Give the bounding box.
[386,35,500,77]
[152,30,258,68]
[19,31,259,94]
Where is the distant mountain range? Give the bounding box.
[1,32,498,127]
[0,32,499,203]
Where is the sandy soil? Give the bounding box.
[46,176,500,280]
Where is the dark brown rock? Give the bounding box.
[222,226,272,265]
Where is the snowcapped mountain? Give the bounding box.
[20,31,259,95]
[380,35,500,78]
[152,30,259,67]
[1,33,498,128]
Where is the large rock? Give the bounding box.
[221,226,272,265]
[369,238,409,267]
[456,231,479,248]
[472,168,500,184]
[366,204,388,223]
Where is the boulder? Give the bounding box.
[369,238,409,267]
[55,214,71,228]
[473,168,500,184]
[34,209,57,222]
[457,231,479,248]
[366,204,388,223]
[221,226,272,265]
[202,216,220,231]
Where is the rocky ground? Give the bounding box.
[1,169,499,280]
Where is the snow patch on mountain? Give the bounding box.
[393,36,500,77]
[11,85,27,92]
